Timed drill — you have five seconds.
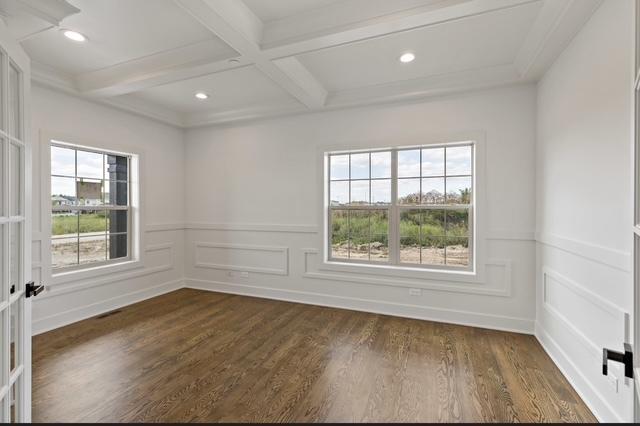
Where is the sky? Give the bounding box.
[51,146,115,199]
[330,145,472,205]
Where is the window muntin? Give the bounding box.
[327,142,473,270]
[50,143,131,271]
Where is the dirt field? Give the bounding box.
[332,244,469,266]
[52,239,107,268]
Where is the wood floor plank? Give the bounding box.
[32,289,597,423]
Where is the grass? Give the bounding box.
[52,213,107,236]
[331,208,469,248]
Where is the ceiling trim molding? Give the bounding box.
[261,0,539,59]
[326,64,523,108]
[31,62,185,128]
[75,39,240,97]
[175,0,327,109]
[25,0,603,129]
[13,0,79,26]
[185,64,525,128]
[514,0,603,79]
[185,101,306,127]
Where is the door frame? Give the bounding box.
[633,0,640,421]
[0,18,32,423]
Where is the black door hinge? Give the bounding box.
[603,343,633,379]
[10,284,15,294]
[25,281,45,298]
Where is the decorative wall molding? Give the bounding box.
[541,267,628,354]
[32,278,184,336]
[39,242,175,297]
[145,223,186,233]
[186,222,318,233]
[537,267,630,423]
[185,278,534,334]
[302,248,513,297]
[194,242,289,276]
[536,231,632,272]
[535,323,621,423]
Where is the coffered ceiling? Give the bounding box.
[0,0,603,127]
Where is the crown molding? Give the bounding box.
[31,62,185,128]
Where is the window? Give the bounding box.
[327,142,474,270]
[50,142,132,271]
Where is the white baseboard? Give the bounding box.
[185,278,535,334]
[32,278,185,335]
[534,322,622,423]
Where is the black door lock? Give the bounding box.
[603,343,633,379]
[25,281,45,298]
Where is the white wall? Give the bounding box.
[535,0,634,422]
[183,84,538,333]
[31,85,186,334]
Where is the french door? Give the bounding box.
[0,20,32,423]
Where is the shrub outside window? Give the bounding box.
[327,142,474,270]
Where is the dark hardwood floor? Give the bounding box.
[32,288,596,423]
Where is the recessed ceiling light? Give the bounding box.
[399,52,415,63]
[62,30,87,42]
[195,92,209,100]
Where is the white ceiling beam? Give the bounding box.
[31,61,186,127]
[514,0,602,80]
[175,0,327,109]
[262,0,539,59]
[76,39,241,97]
[12,0,79,25]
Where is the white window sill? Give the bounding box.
[50,259,143,286]
[320,260,480,284]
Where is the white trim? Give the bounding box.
[150,222,533,239]
[42,243,174,295]
[31,63,185,128]
[185,278,534,334]
[303,248,512,296]
[536,231,632,272]
[193,242,289,276]
[32,278,184,336]
[185,222,318,233]
[316,132,489,280]
[39,130,147,286]
[535,322,621,423]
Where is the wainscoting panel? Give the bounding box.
[194,242,289,276]
[542,267,628,355]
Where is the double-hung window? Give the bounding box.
[50,142,132,271]
[327,142,474,270]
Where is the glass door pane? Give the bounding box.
[8,62,20,139]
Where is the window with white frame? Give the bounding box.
[50,142,132,271]
[327,142,474,270]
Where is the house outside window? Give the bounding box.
[50,142,133,271]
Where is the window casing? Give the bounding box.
[50,142,132,272]
[327,142,474,271]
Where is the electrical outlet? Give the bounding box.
[227,271,234,277]
[409,288,422,296]
[240,271,249,278]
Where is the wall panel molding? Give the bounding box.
[536,231,631,272]
[302,249,513,297]
[541,267,628,353]
[194,242,289,276]
[40,242,176,297]
[535,323,620,423]
[186,222,317,233]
